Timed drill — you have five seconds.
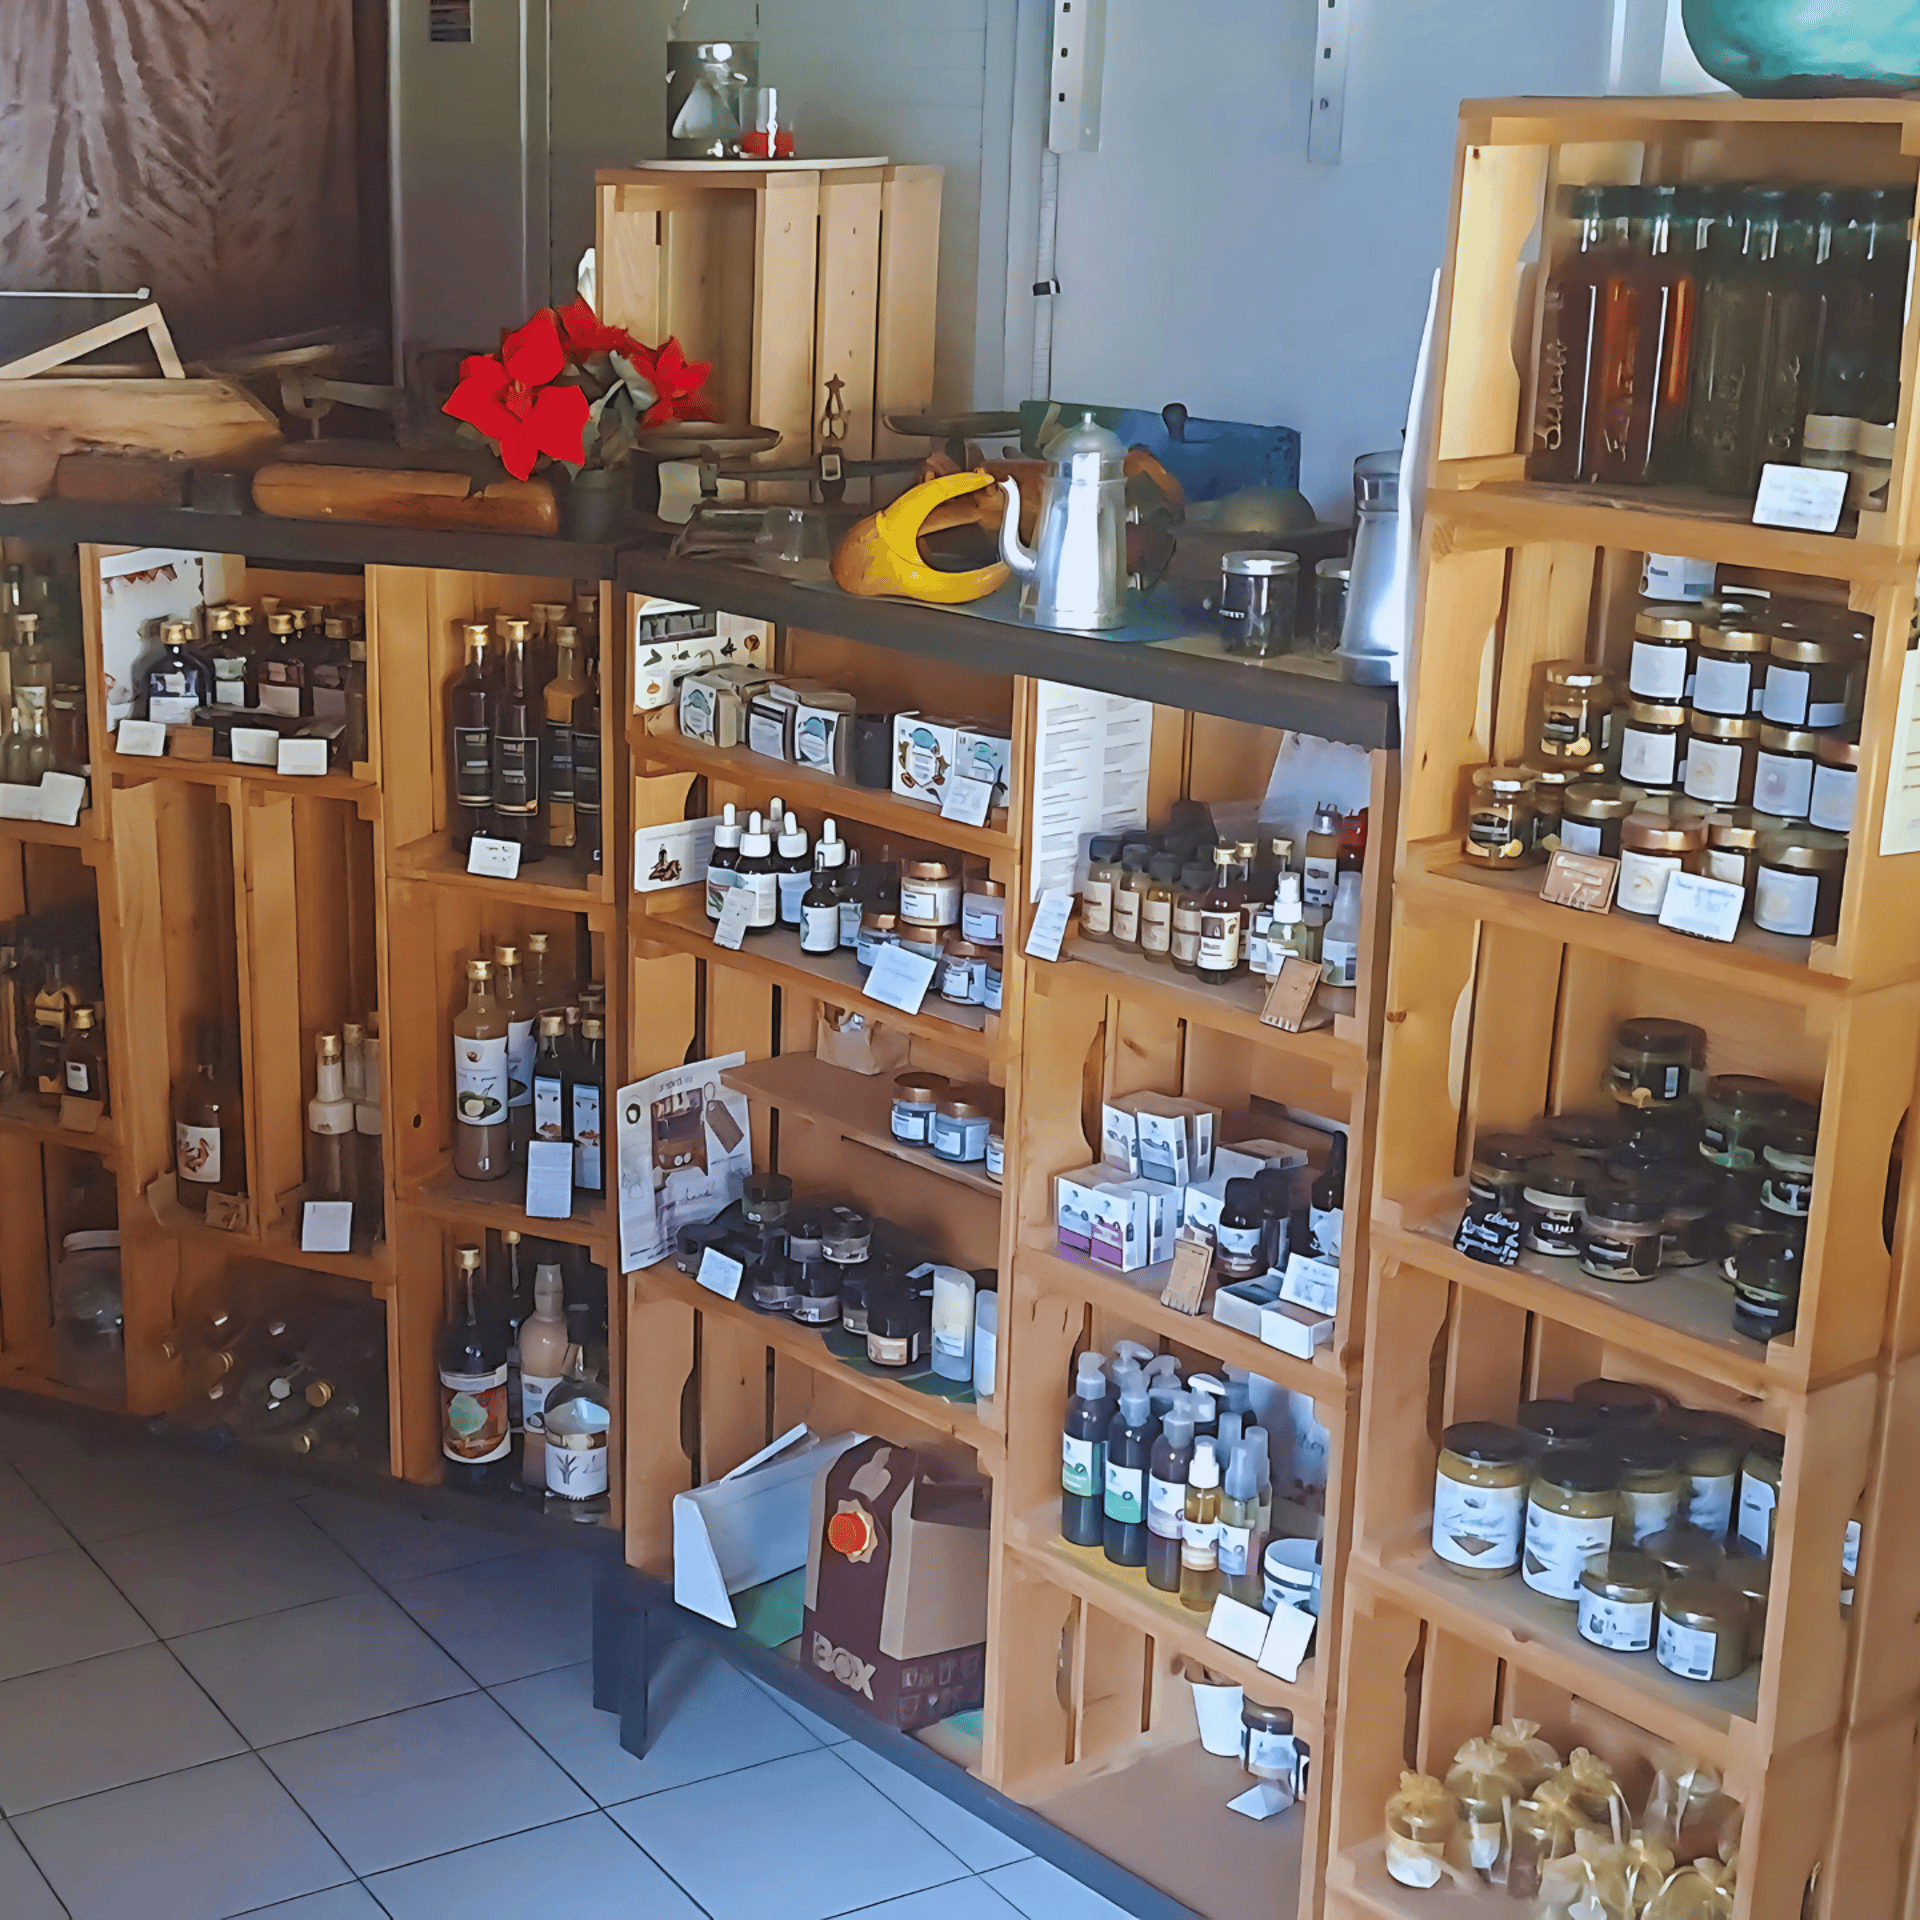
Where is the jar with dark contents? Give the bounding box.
[1560,780,1643,860]
[788,1215,839,1326]
[1702,807,1766,901]
[1699,1075,1791,1170]
[742,1172,792,1232]
[1543,1110,1628,1162]
[1629,604,1697,702]
[1753,827,1848,938]
[1521,1159,1589,1259]
[1618,699,1689,791]
[1464,767,1538,866]
[1752,724,1822,822]
[824,1208,874,1334]
[1809,734,1861,835]
[1572,1377,1671,1428]
[1536,663,1616,767]
[1761,1115,1819,1221]
[1762,628,1856,730]
[1658,1171,1723,1268]
[1617,810,1708,917]
[1692,620,1770,717]
[1682,710,1760,808]
[1580,1184,1665,1281]
[1522,763,1576,855]
[747,1231,797,1315]
[864,1274,927,1368]
[1609,1017,1703,1110]
[1723,1206,1803,1283]
[1516,1398,1604,1452]
[1468,1133,1543,1212]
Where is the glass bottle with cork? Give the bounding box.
[489,618,547,864]
[494,944,535,1166]
[1196,845,1243,988]
[452,958,512,1181]
[448,622,494,852]
[542,624,587,851]
[305,1032,356,1211]
[175,1022,244,1213]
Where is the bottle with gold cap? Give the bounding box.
[250,612,305,717]
[488,617,547,864]
[449,620,494,851]
[495,943,535,1164]
[440,1244,511,1488]
[306,1032,356,1211]
[208,606,251,709]
[543,624,587,850]
[452,958,513,1180]
[143,618,211,723]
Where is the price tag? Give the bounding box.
[148,696,198,728]
[1228,1781,1295,1822]
[940,773,995,828]
[300,1200,355,1253]
[863,943,938,1017]
[1160,1230,1214,1316]
[1259,958,1321,1032]
[35,772,86,827]
[1642,552,1716,602]
[231,728,278,766]
[1753,462,1848,533]
[1542,849,1619,913]
[203,1192,250,1233]
[56,1095,102,1135]
[1454,1204,1522,1268]
[1204,1593,1270,1661]
[712,887,753,951]
[1657,871,1746,943]
[523,1139,575,1219]
[467,835,523,880]
[116,719,167,758]
[1280,1252,1341,1317]
[1257,1602,1317,1683]
[276,737,329,777]
[1023,887,1073,963]
[696,1245,744,1301]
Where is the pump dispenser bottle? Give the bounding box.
[1146,1394,1198,1593]
[1102,1370,1156,1567]
[1180,1437,1223,1611]
[1062,1354,1110,1547]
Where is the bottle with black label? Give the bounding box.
[799,841,842,953]
[706,803,742,920]
[141,619,212,724]
[1309,1132,1348,1262]
[1196,845,1242,988]
[572,1016,605,1194]
[543,625,587,851]
[571,657,601,879]
[440,1245,510,1489]
[737,812,779,930]
[1303,803,1341,909]
[532,1012,569,1146]
[775,814,812,925]
[489,619,546,864]
[1216,1178,1267,1277]
[448,621,494,852]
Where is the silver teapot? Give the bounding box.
[998,410,1128,630]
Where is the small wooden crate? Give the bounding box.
[594,163,942,464]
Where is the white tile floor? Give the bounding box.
[0,1413,1133,1920]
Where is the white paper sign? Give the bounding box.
[1205,1593,1271,1661]
[1753,463,1849,534]
[1657,871,1746,943]
[0,784,38,821]
[1029,680,1152,899]
[1280,1253,1341,1317]
[1228,1781,1295,1821]
[940,773,995,828]
[300,1200,355,1254]
[1257,1602,1317,1683]
[35,772,86,826]
[276,737,329,777]
[116,719,167,758]
[467,835,523,880]
[1641,552,1717,602]
[231,728,279,766]
[1023,887,1073,964]
[696,1246,744,1301]
[524,1139,576,1219]
[712,888,753,951]
[862,943,938,1017]
[148,696,197,728]
[1881,650,1920,857]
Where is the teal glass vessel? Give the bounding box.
[1682,1,1920,97]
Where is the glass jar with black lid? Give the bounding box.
[1761,1111,1819,1221]
[1468,1133,1544,1212]
[1609,1017,1703,1111]
[1699,1075,1792,1169]
[1572,1377,1671,1427]
[1517,1398,1604,1452]
[824,1207,874,1333]
[1521,1158,1589,1259]
[1543,1110,1629,1161]
[1658,1170,1723,1268]
[1581,1184,1666,1281]
[1732,1241,1801,1342]
[788,1215,839,1326]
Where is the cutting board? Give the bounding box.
[251,462,560,533]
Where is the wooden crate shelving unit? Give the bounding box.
[1324,97,1920,1920]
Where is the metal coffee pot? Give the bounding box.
[998,410,1128,630]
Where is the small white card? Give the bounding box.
[524,1139,575,1219]
[1641,552,1717,602]
[1227,1780,1294,1821]
[1280,1252,1341,1317]
[1205,1593,1271,1661]
[0,784,38,821]
[940,773,995,828]
[148,696,198,728]
[276,736,329,777]
[35,772,86,826]
[1258,1602,1317,1682]
[863,943,938,1017]
[467,835,522,880]
[1753,462,1848,533]
[1657,871,1746,943]
[116,718,167,758]
[1024,887,1073,964]
[300,1200,354,1254]
[696,1245,744,1301]
[231,728,279,766]
[712,888,753,951]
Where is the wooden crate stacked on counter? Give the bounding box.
[1323,98,1920,1920]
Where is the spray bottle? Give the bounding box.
[1248,1425,1274,1538]
[1218,1440,1265,1607]
[1180,1437,1222,1612]
[1146,1393,1197,1593]
[1061,1354,1110,1547]
[1102,1369,1156,1568]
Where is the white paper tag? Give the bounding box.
[1657,871,1746,943]
[1881,650,1920,856]
[116,718,167,758]
[231,728,279,766]
[1753,463,1849,533]
[276,737,329,777]
[148,696,198,728]
[34,772,86,826]
[1228,1781,1295,1822]
[940,773,995,828]
[300,1200,354,1254]
[863,943,938,1016]
[712,888,753,951]
[1205,1593,1271,1660]
[523,1139,575,1219]
[0,784,37,821]
[467,836,523,880]
[1641,552,1717,602]
[1024,887,1073,963]
[1258,1602,1317,1682]
[696,1246,744,1301]
[1280,1252,1341,1317]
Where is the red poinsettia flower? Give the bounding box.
[627,335,718,427]
[443,309,590,479]
[555,296,644,365]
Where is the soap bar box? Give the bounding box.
[679,665,780,750]
[892,713,959,808]
[1054,1164,1176,1271]
[1102,1095,1220,1188]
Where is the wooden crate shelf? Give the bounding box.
[0,1092,117,1162]
[404,1159,612,1254]
[0,816,98,852]
[390,834,618,921]
[106,754,378,804]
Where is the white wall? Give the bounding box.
[1020,0,1620,516]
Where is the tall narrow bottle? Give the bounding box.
[495,944,535,1165]
[571,660,602,879]
[489,619,546,864]
[1102,1371,1155,1569]
[518,1263,570,1488]
[1594,185,1697,485]
[452,958,512,1181]
[175,1022,244,1213]
[1528,186,1613,482]
[449,622,494,852]
[31,947,74,1107]
[1688,188,1787,495]
[1062,1354,1110,1547]
[354,1014,384,1243]
[1217,1441,1265,1608]
[306,1032,357,1211]
[532,1011,570,1147]
[524,929,561,1013]
[572,1016,605,1196]
[543,625,587,851]
[1146,1393,1197,1593]
[250,612,305,716]
[1179,1438,1223,1612]
[439,1245,511,1489]
[1195,845,1242,988]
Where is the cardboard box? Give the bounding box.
[635,815,719,894]
[1102,1094,1221,1187]
[679,666,780,749]
[1260,1299,1335,1359]
[673,1426,866,1627]
[1182,1173,1231,1240]
[1214,1274,1283,1336]
[892,713,959,808]
[804,1439,991,1730]
[954,723,1012,806]
[1055,1163,1135,1256]
[791,690,856,778]
[1088,1179,1177,1272]
[632,596,722,710]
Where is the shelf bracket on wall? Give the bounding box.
[1308,0,1350,167]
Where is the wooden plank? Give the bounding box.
[872,166,943,461]
[752,174,823,457]
[0,377,279,462]
[0,301,183,381]
[814,173,883,465]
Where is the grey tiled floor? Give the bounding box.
[0,1413,1128,1920]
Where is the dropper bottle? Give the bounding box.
[1102,1370,1156,1568]
[1219,1440,1264,1606]
[706,803,742,920]
[775,812,812,926]
[1146,1394,1197,1593]
[738,811,778,930]
[1180,1437,1222,1612]
[1062,1354,1110,1547]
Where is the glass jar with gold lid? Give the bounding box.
[1464,767,1538,866]
[1432,1422,1531,1578]
[1617,810,1708,917]
[1536,663,1616,766]
[1657,1575,1750,1682]
[1693,620,1770,717]
[1521,762,1577,855]
[1762,626,1856,730]
[1754,826,1848,938]
[1683,710,1760,807]
[1560,780,1643,859]
[1629,604,1698,702]
[1523,1446,1620,1604]
[1578,1548,1666,1652]
[1619,699,1689,791]
[1809,733,1861,835]
[1753,724,1823,821]
[1702,807,1766,899]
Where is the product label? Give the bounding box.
[1561,818,1603,856]
[1147,1473,1185,1538]
[1246,1727,1296,1780]
[1688,1472,1736,1537]
[572,729,601,811]
[455,1033,509,1128]
[64,1059,88,1093]
[1111,889,1142,944]
[520,1371,562,1434]
[777,871,809,925]
[1303,855,1338,908]
[1657,1612,1721,1682]
[1692,654,1753,716]
[213,658,248,706]
[533,1065,566,1140]
[258,683,302,719]
[1809,763,1857,835]
[1171,903,1202,966]
[1737,1473,1778,1555]
[800,902,840,953]
[1062,1434,1101,1498]
[1104,1461,1145,1525]
[545,723,574,804]
[546,1438,609,1500]
[1197,910,1239,971]
[1465,1817,1503,1874]
[961,903,1002,944]
[1753,750,1814,820]
[1216,1220,1263,1264]
[175,1120,222,1186]
[1431,1477,1524,1572]
[1181,1514,1219,1557]
[440,1366,511,1463]
[1621,725,1679,788]
[1754,865,1820,937]
[891,1103,931,1145]
[1683,736,1745,805]
[1309,1204,1343,1261]
[1845,1518,1862,1577]
[839,898,863,947]
[1522,1500,1614,1602]
[1320,937,1357,987]
[572,1084,602,1189]
[1622,1484,1682,1546]
[1630,639,1689,701]
[1217,1521,1253,1578]
[1579,1590,1655,1652]
[493,734,539,814]
[1080,878,1114,937]
[899,878,953,923]
[1762,665,1812,726]
[506,1017,534,1111]
[1617,847,1679,916]
[744,870,779,927]
[1141,898,1172,953]
[1703,848,1748,888]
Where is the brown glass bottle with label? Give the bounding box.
[448,621,494,852]
[1196,845,1243,988]
[543,626,587,851]
[489,619,547,864]
[175,1022,244,1213]
[249,613,305,717]
[60,1005,108,1113]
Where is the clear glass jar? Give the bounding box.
[1536,663,1616,766]
[1572,1377,1670,1426]
[1216,550,1298,657]
[1521,762,1577,856]
[1761,1116,1819,1219]
[1693,621,1770,716]
[1664,1413,1748,1534]
[1630,605,1697,702]
[1543,1109,1628,1160]
[1517,1399,1604,1450]
[1523,1446,1619,1604]
[1241,1700,1297,1783]
[1521,1160,1588,1258]
[1762,630,1855,729]
[1735,1430,1784,1557]
[1619,699,1689,791]
[1617,810,1707,916]
[1702,807,1766,900]
[1809,733,1861,835]
[1432,1422,1531,1578]
[1560,779,1643,859]
[939,937,989,1006]
[1641,1525,1727,1584]
[1468,1132,1544,1210]
[1580,1185,1665,1281]
[890,1072,950,1147]
[1699,1073,1792,1169]
[856,910,899,970]
[1753,724,1822,821]
[1578,1548,1666,1653]
[1609,1016,1703,1110]
[1464,766,1538,865]
[1312,558,1350,654]
[1683,710,1760,807]
[1721,1548,1770,1637]
[1613,1434,1688,1544]
[1733,1241,1802,1342]
[1753,826,1848,937]
[1657,1576,1750,1683]
[1659,1172,1723,1268]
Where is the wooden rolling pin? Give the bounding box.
[251,462,559,533]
